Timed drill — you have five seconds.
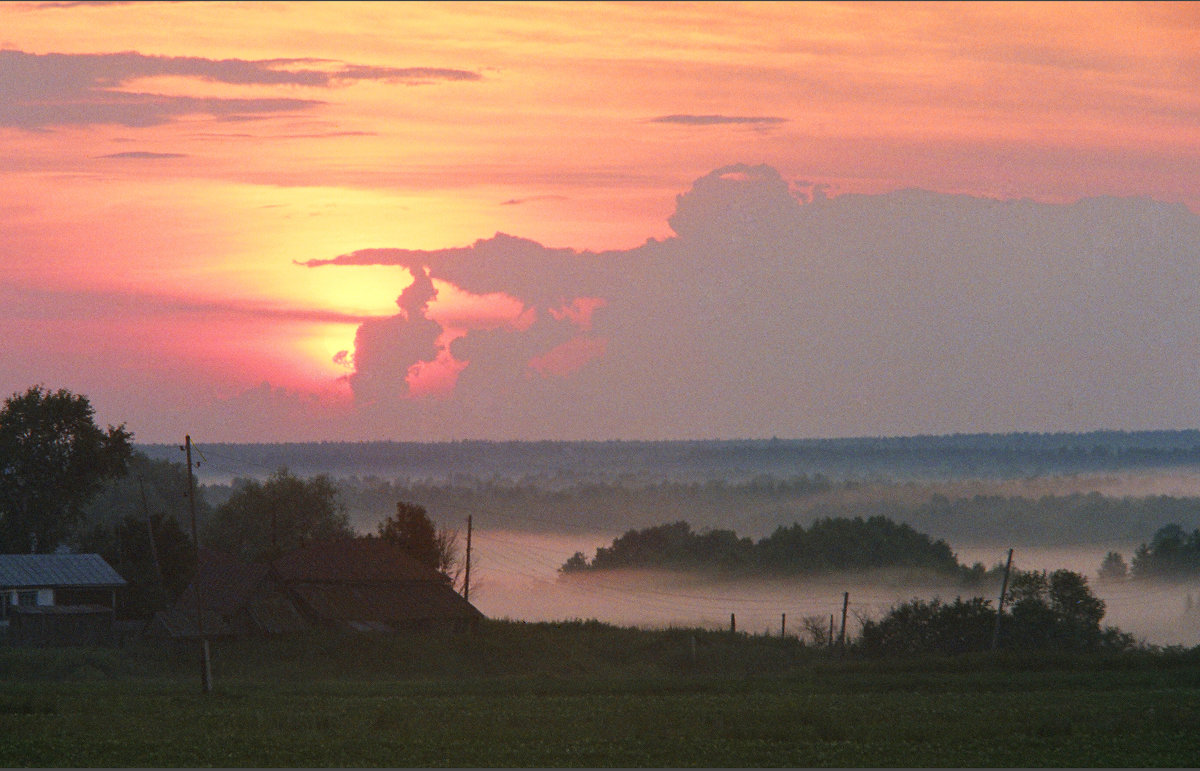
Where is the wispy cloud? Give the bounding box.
[0,50,482,129]
[0,283,381,324]
[96,151,187,159]
[499,194,569,206]
[648,114,788,126]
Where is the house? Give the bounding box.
[0,553,127,646]
[149,539,483,639]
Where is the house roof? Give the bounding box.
[289,581,483,627]
[164,539,483,637]
[272,539,484,628]
[271,538,449,584]
[0,554,127,589]
[175,548,270,616]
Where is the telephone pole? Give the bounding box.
[991,548,1014,652]
[463,515,473,602]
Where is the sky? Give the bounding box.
[2,1,1199,444]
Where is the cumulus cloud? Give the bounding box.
[0,50,481,129]
[300,164,1200,440]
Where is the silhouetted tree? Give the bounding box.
[375,501,462,588]
[1002,569,1125,651]
[0,386,132,553]
[1098,551,1128,581]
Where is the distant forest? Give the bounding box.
[135,432,1200,547]
[139,430,1200,486]
[185,474,1200,549]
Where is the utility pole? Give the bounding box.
[991,548,1014,652]
[463,515,472,602]
[185,436,212,694]
[138,475,165,593]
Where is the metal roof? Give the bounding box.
[0,554,127,589]
[175,548,270,615]
[272,538,449,584]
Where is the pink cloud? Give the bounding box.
[528,336,607,378]
[548,297,607,332]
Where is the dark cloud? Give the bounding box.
[0,50,482,129]
[300,164,1200,440]
[648,114,788,126]
[96,151,187,159]
[347,267,444,406]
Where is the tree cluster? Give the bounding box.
[203,468,354,562]
[857,569,1135,655]
[1127,523,1200,580]
[561,516,991,582]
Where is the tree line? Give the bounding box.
[217,474,1200,547]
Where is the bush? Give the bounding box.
[857,570,1136,656]
[858,597,996,656]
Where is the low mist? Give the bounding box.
[469,532,1200,648]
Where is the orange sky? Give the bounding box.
[2,1,1199,442]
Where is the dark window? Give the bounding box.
[17,590,37,607]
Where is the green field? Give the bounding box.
[3,621,1200,767]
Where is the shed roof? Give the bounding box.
[0,554,126,589]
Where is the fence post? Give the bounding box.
[839,592,849,650]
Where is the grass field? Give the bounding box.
[3,620,1200,767]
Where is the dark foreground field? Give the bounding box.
[3,620,1200,767]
